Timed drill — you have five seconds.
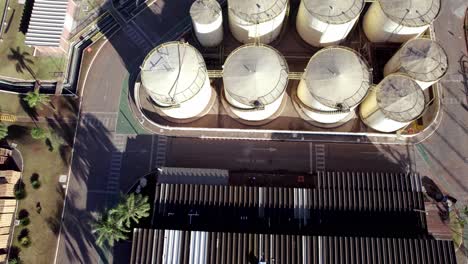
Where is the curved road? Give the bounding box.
[55,1,468,263]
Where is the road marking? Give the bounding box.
[88,190,120,194]
[251,147,277,152]
[81,113,119,132]
[154,136,168,168]
[315,144,326,171]
[113,134,127,152]
[123,23,151,53]
[309,142,313,173]
[148,135,155,171]
[107,152,123,194]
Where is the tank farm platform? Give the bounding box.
[132,0,441,141]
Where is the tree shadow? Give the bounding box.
[59,144,72,166]
[5,125,29,141]
[19,95,38,121]
[45,200,63,235]
[17,228,29,240]
[4,9,15,34]
[45,137,53,151]
[18,209,29,219]
[7,47,36,79]
[30,173,39,183]
[422,176,444,201]
[46,115,76,147]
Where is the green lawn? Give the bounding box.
[6,120,76,264]
[0,91,78,120]
[0,0,6,27]
[0,91,78,263]
[0,0,66,81]
[116,75,147,135]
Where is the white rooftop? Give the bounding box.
[25,0,68,47]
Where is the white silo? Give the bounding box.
[296,46,371,125]
[223,44,289,122]
[359,74,426,133]
[228,0,288,44]
[190,0,224,48]
[141,42,213,120]
[296,0,364,47]
[384,38,448,90]
[363,0,441,43]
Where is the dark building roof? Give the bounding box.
[152,172,427,236]
[131,228,457,264]
[157,167,229,185]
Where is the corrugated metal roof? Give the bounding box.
[155,183,425,211]
[153,181,427,236]
[158,167,229,185]
[24,0,68,47]
[131,229,457,264]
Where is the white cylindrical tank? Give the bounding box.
[384,38,448,90]
[296,0,364,47]
[190,0,223,47]
[363,0,441,43]
[223,44,289,121]
[360,74,426,133]
[228,0,288,44]
[141,42,212,120]
[297,46,371,124]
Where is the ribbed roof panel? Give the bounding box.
[25,0,68,47]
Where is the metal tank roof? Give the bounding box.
[228,0,288,24]
[303,0,364,24]
[396,38,448,82]
[223,44,289,106]
[141,42,208,105]
[190,0,222,24]
[303,46,371,110]
[377,74,425,122]
[378,0,441,27]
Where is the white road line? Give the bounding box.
[315,144,326,171]
[54,28,121,264]
[309,142,313,173]
[149,135,155,171]
[155,136,168,168]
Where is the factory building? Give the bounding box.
[129,169,455,263]
[131,229,456,264]
[296,46,371,125]
[153,171,427,236]
[223,44,289,122]
[363,0,441,43]
[296,0,364,47]
[190,0,224,48]
[360,74,426,133]
[384,38,448,90]
[140,42,213,120]
[227,0,288,44]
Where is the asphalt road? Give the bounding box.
[54,0,468,263]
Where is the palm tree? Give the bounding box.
[23,90,51,109]
[7,47,36,79]
[92,211,129,247]
[30,127,47,139]
[0,124,7,140]
[110,194,150,228]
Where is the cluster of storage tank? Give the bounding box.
[139,0,446,133]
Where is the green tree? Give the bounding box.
[23,91,51,109]
[0,124,7,140]
[30,127,47,139]
[92,212,129,247]
[111,194,150,228]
